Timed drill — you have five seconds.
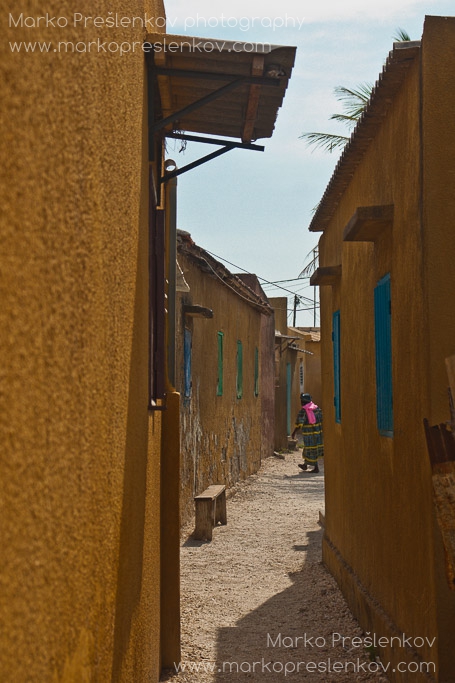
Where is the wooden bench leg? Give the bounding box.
[215,489,227,526]
[194,498,215,541]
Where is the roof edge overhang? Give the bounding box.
[177,232,272,315]
[147,32,296,143]
[308,42,420,234]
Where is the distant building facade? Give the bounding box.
[270,298,310,449]
[176,232,274,523]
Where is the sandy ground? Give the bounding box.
[161,451,389,682]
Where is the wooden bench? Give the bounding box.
[194,485,227,541]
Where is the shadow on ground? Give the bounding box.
[212,528,338,681]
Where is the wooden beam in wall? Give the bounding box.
[310,265,342,286]
[343,205,394,242]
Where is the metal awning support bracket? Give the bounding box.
[160,132,264,184]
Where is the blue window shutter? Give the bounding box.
[374,274,393,436]
[184,328,192,398]
[332,310,341,423]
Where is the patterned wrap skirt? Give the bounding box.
[295,407,324,465]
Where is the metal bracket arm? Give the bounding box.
[160,134,264,184]
[165,131,265,152]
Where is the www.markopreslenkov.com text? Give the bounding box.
[8,38,271,56]
[174,658,436,676]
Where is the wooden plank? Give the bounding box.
[195,484,226,500]
[147,34,295,141]
[194,485,227,541]
[242,56,264,143]
[215,489,227,526]
[194,498,215,541]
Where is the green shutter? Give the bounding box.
[236,340,243,399]
[217,332,224,396]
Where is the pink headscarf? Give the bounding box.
[302,401,318,424]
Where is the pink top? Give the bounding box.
[303,401,318,424]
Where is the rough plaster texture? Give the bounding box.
[317,18,455,681]
[304,339,322,408]
[176,252,265,525]
[259,307,276,461]
[235,273,276,463]
[1,2,168,681]
[420,17,455,678]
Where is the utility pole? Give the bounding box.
[314,285,317,327]
[313,247,318,327]
[293,294,298,327]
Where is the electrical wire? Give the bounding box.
[197,248,320,327]
[195,254,272,310]
[204,248,315,302]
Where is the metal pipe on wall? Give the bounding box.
[165,163,178,389]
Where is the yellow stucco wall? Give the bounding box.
[1,2,168,681]
[422,16,455,425]
[421,17,455,679]
[303,339,322,408]
[317,21,455,679]
[176,252,264,524]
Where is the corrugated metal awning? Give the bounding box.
[147,33,296,143]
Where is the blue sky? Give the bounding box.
[163,0,454,325]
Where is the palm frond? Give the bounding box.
[393,27,411,42]
[299,131,349,153]
[330,113,360,125]
[333,84,373,120]
[299,30,409,162]
[299,248,319,278]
